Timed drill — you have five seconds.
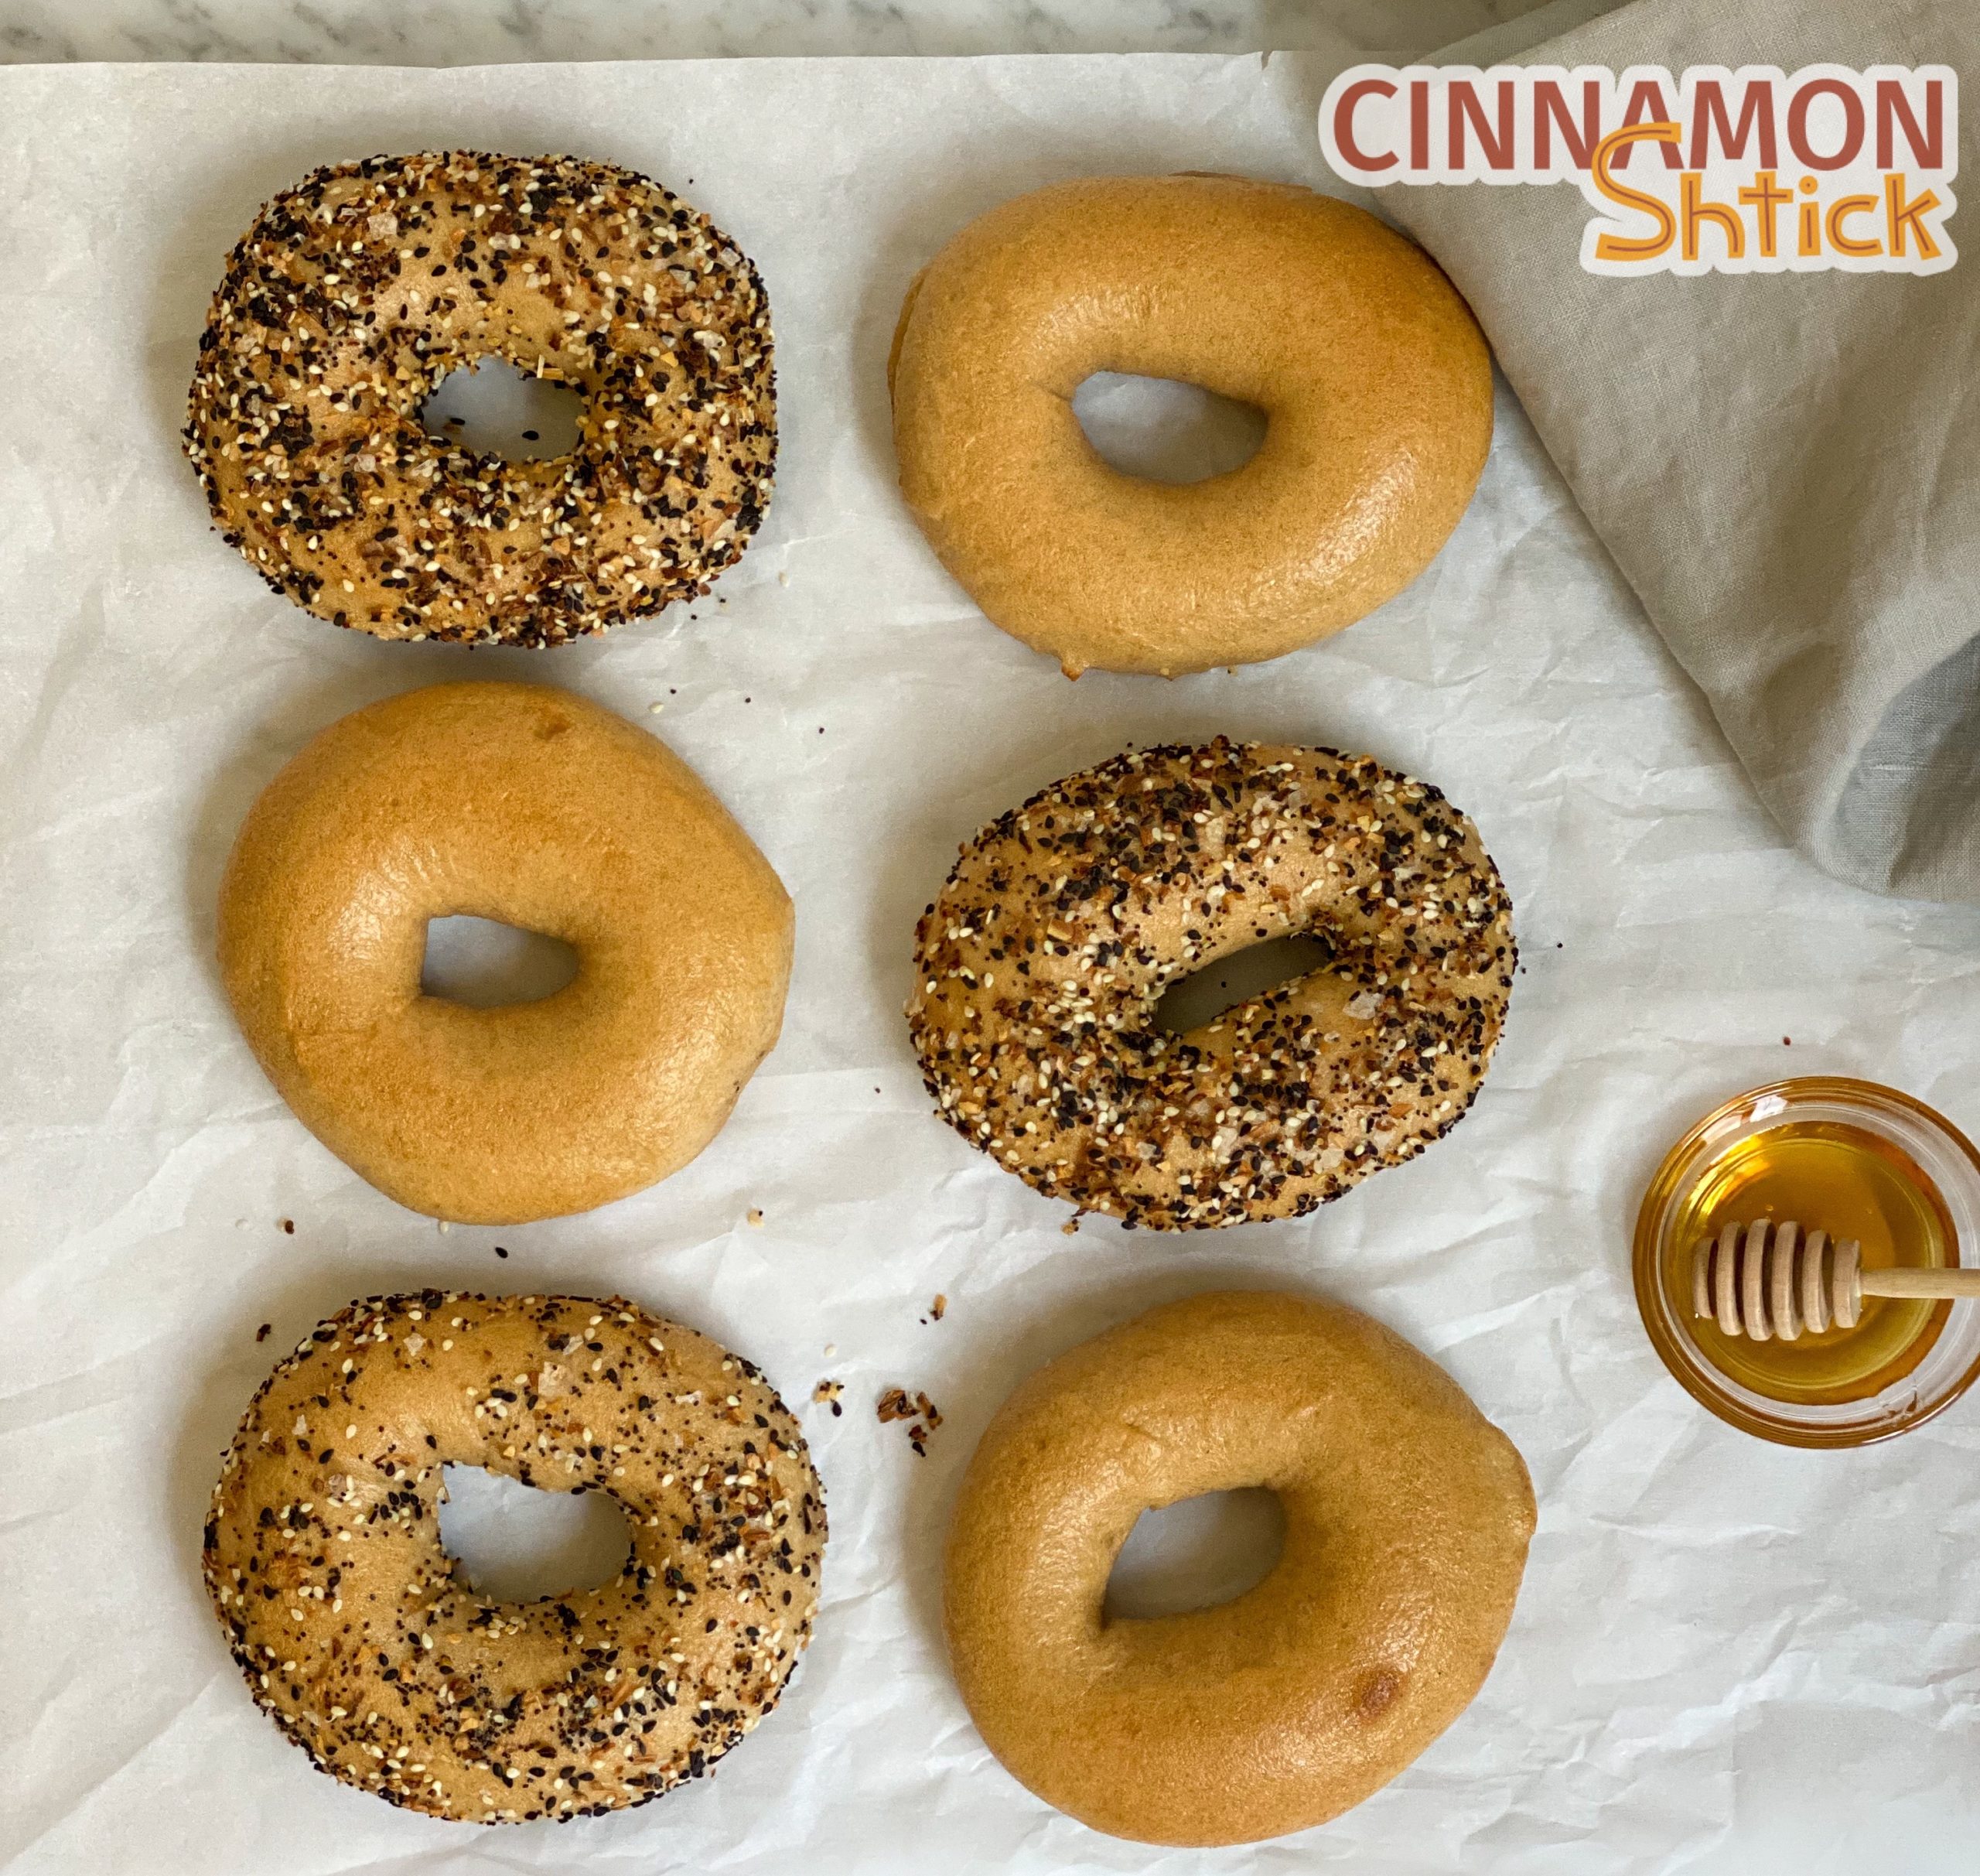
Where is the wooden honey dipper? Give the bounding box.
[1692,1219,1980,1340]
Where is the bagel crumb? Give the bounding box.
[877,1387,943,1455]
[254,1322,272,1342]
[746,1207,764,1227]
[812,1379,844,1417]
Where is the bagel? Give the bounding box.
[944,1290,1534,1845]
[907,739,1515,1229]
[889,173,1494,677]
[203,1291,826,1822]
[218,682,790,1223]
[186,150,774,646]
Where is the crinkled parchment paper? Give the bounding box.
[3,53,1980,1876]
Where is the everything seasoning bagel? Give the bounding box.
[909,740,1515,1228]
[186,150,775,646]
[203,1292,825,1823]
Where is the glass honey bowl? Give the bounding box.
[1634,1077,1980,1447]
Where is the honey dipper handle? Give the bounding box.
[1859,1267,1980,1301]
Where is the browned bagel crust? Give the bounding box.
[185,150,774,646]
[907,740,1514,1229]
[203,1292,826,1823]
[218,682,792,1224]
[889,174,1494,676]
[944,1291,1535,1846]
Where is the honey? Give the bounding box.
[1634,1077,1980,1447]
[1661,1119,1953,1404]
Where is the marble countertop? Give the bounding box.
[2,0,1552,66]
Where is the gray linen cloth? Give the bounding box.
[1386,0,1980,902]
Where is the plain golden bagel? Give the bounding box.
[944,1290,1535,1846]
[889,173,1494,676]
[218,682,791,1223]
[908,739,1515,1230]
[186,150,775,646]
[204,1291,827,1822]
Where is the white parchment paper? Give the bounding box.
[4,55,1980,1876]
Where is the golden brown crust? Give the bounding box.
[185,150,774,646]
[218,682,791,1223]
[204,1292,826,1823]
[889,173,1494,676]
[944,1290,1535,1846]
[907,740,1514,1229]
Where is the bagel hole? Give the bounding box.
[1154,932,1336,1034]
[421,357,584,460]
[1104,1488,1285,1622]
[1072,372,1267,484]
[422,916,579,1008]
[436,1465,633,1602]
